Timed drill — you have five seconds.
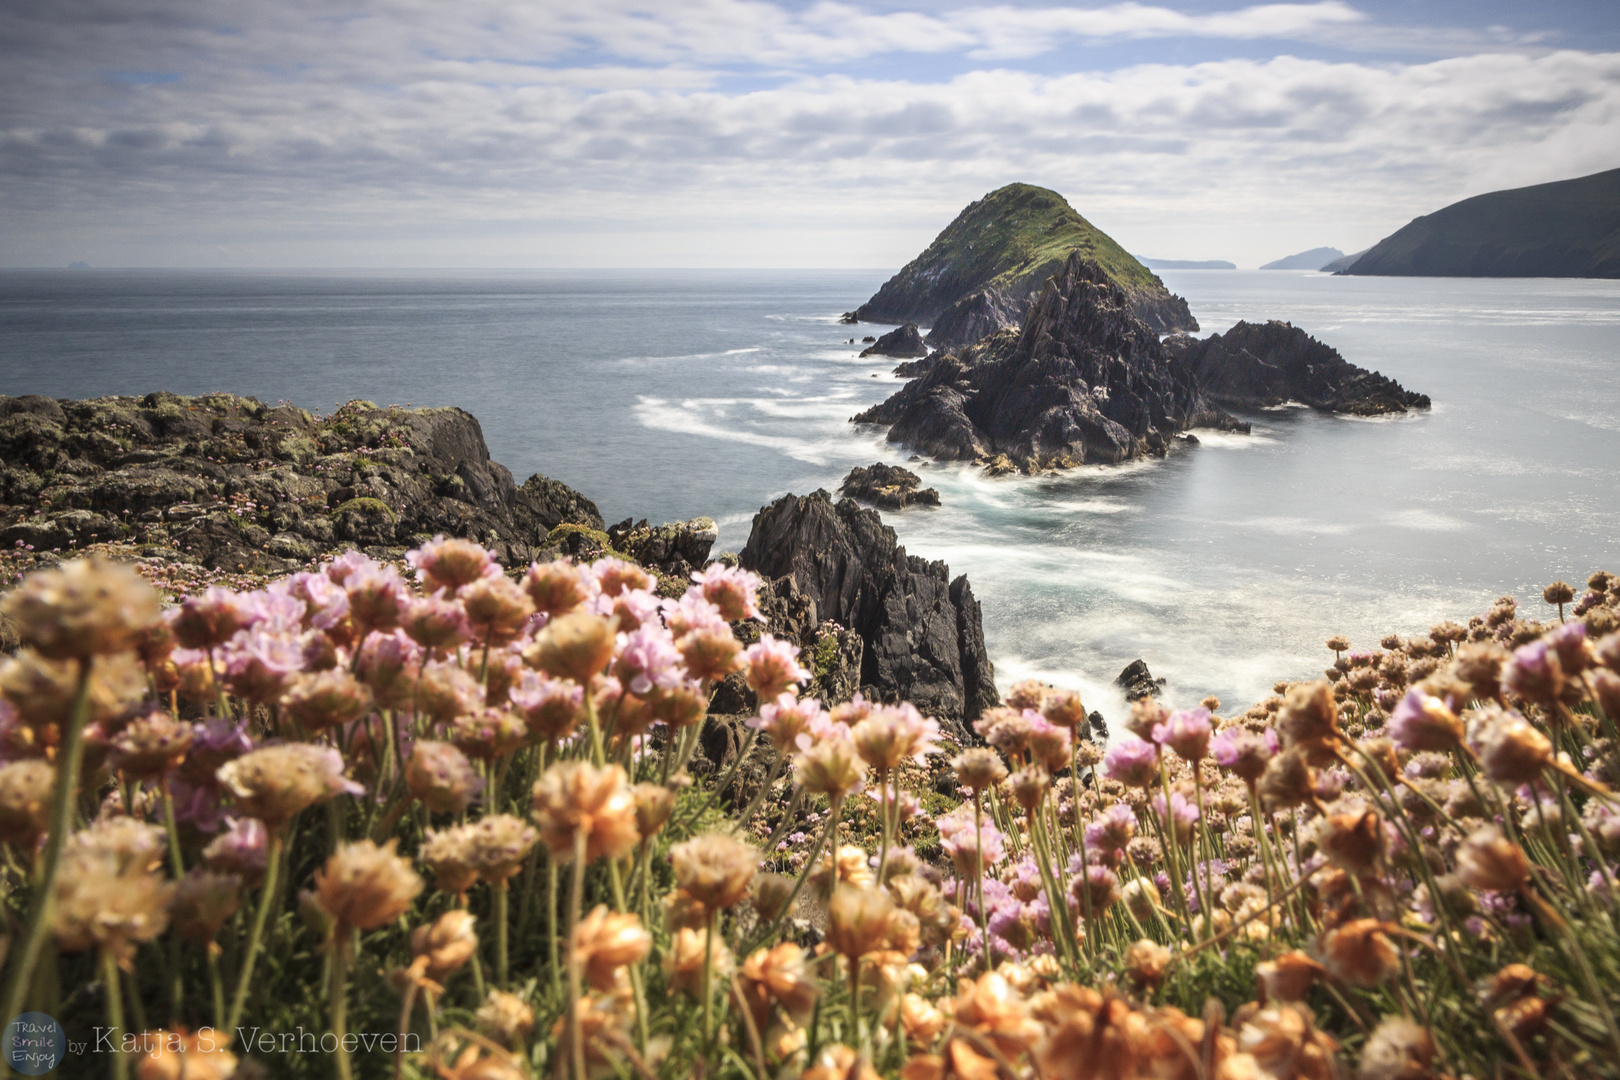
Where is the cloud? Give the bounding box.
[0,1,1615,266]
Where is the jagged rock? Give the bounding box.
[0,392,600,574]
[1164,321,1431,415]
[609,516,719,578]
[739,490,998,737]
[924,288,1022,350]
[890,356,937,378]
[859,324,928,359]
[862,336,877,343]
[853,254,1247,472]
[839,311,859,324]
[1116,659,1165,702]
[838,463,941,511]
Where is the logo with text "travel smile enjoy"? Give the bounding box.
[2,1013,65,1075]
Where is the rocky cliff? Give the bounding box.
[851,183,1198,347]
[1343,166,1620,278]
[859,324,928,359]
[1163,321,1430,416]
[853,254,1244,472]
[740,490,998,737]
[839,463,940,510]
[0,392,605,575]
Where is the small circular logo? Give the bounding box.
[3,1013,65,1075]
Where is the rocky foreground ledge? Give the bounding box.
[0,391,1005,739]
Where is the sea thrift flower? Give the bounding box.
[170,585,255,651]
[526,611,617,685]
[202,818,268,883]
[692,564,762,622]
[748,694,828,753]
[1321,918,1400,987]
[110,710,192,781]
[477,989,536,1047]
[1502,640,1564,706]
[794,733,867,799]
[344,563,409,633]
[1040,688,1088,730]
[523,559,597,619]
[739,942,818,1032]
[508,670,584,741]
[406,740,484,814]
[665,926,734,998]
[280,668,373,732]
[1103,736,1159,788]
[447,708,529,762]
[400,591,472,652]
[614,625,685,696]
[572,906,652,991]
[826,884,895,959]
[1086,802,1138,856]
[672,833,759,910]
[3,556,161,660]
[1388,689,1464,752]
[631,783,676,842]
[1153,707,1212,762]
[407,535,496,593]
[952,747,1009,791]
[677,625,742,682]
[168,869,244,941]
[0,759,53,846]
[1211,726,1277,783]
[52,826,175,964]
[1026,716,1073,772]
[1277,680,1341,761]
[852,703,940,770]
[1358,1016,1435,1080]
[412,909,479,983]
[1069,865,1120,917]
[465,814,539,883]
[354,630,423,708]
[313,838,424,933]
[460,574,536,646]
[937,803,1005,876]
[1467,705,1553,785]
[1151,791,1200,845]
[220,625,305,703]
[1456,824,1530,892]
[419,825,480,896]
[743,634,809,700]
[216,744,362,827]
[530,761,639,863]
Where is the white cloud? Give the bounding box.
[0,1,1615,266]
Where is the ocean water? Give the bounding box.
[2,268,1617,728]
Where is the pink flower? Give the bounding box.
[345,563,410,634]
[614,625,685,696]
[407,535,498,593]
[220,625,306,703]
[1210,726,1277,782]
[661,592,729,639]
[400,590,472,652]
[1152,707,1212,762]
[593,587,663,632]
[747,693,829,753]
[937,803,1005,876]
[509,670,585,741]
[1151,791,1200,844]
[1388,689,1464,752]
[692,564,761,622]
[1102,736,1159,788]
[742,634,809,700]
[1085,802,1137,855]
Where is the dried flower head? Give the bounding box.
[407,535,495,593]
[280,668,373,733]
[52,835,174,964]
[476,989,536,1047]
[1357,1016,1434,1080]
[631,782,676,843]
[952,747,1009,792]
[466,813,540,883]
[406,740,485,815]
[531,760,639,863]
[110,709,193,781]
[1256,951,1324,1002]
[1124,939,1172,990]
[132,1028,240,1080]
[168,868,243,941]
[794,735,868,800]
[740,941,818,1033]
[216,743,362,827]
[0,759,55,846]
[411,909,479,982]
[826,884,896,960]
[3,557,161,660]
[526,611,618,685]
[420,824,481,897]
[1320,918,1400,987]
[665,926,734,998]
[1467,705,1552,785]
[1277,680,1341,761]
[672,832,758,909]
[313,838,424,934]
[572,905,652,991]
[1456,824,1530,892]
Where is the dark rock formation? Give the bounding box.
[1164,321,1430,416]
[853,254,1246,472]
[1116,659,1165,702]
[838,463,941,511]
[1343,166,1620,278]
[604,516,719,579]
[0,392,602,573]
[852,183,1197,349]
[859,324,928,359]
[739,490,998,738]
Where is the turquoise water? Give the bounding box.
[2,268,1617,727]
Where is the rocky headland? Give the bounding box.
[1163,321,1431,415]
[740,490,998,738]
[1342,165,1620,278]
[854,253,1245,472]
[839,463,941,510]
[849,183,1198,347]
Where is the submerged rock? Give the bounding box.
[853,254,1246,472]
[1164,321,1430,415]
[859,323,928,358]
[739,490,998,737]
[1116,659,1165,702]
[838,463,941,510]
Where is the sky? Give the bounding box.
[2,0,1618,269]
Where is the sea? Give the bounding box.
[2,268,1617,729]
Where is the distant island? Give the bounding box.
[1137,257,1235,270]
[1260,247,1343,271]
[1342,165,1620,278]
[1319,249,1367,273]
[848,183,1198,347]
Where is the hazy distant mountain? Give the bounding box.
[1319,249,1367,273]
[1260,247,1343,270]
[66,261,89,269]
[1139,257,1236,270]
[1345,166,1620,278]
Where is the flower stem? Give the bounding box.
[0,657,93,1030]
[495,880,510,987]
[568,830,588,1080]
[226,828,284,1031]
[330,937,354,1080]
[101,949,129,1080]
[974,793,992,971]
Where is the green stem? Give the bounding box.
[495,881,510,988]
[568,830,588,1080]
[330,937,354,1080]
[102,950,129,1080]
[0,658,93,1038]
[226,829,284,1031]
[974,793,992,971]
[208,945,226,1032]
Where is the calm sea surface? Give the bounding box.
[2,268,1617,726]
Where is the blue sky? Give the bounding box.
[2,0,1618,268]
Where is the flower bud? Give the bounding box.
[1456,824,1529,892]
[313,838,423,934]
[411,909,479,982]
